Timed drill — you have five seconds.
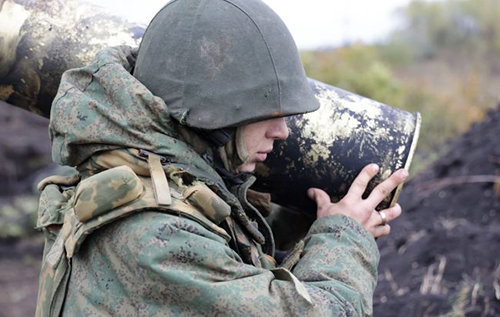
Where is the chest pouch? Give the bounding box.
[36,166,143,317]
[73,165,143,222]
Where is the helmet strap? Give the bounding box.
[178,123,251,182]
[220,126,249,173]
[235,126,250,165]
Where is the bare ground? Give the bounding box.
[374,106,500,316]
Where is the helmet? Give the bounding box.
[133,0,319,130]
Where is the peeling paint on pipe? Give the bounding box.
[255,79,421,214]
[0,0,144,117]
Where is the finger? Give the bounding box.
[373,224,391,238]
[366,209,384,228]
[346,164,379,199]
[365,169,409,208]
[307,188,331,211]
[376,204,402,224]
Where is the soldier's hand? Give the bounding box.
[307,164,408,238]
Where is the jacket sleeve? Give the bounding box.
[64,211,379,316]
[127,212,379,316]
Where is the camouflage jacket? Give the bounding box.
[35,46,380,316]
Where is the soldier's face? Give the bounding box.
[236,117,289,173]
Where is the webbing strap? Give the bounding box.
[147,153,172,206]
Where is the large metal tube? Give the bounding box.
[254,80,421,214]
[0,0,421,215]
[0,0,144,117]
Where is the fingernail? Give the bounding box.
[372,164,379,172]
[307,189,314,198]
[401,170,409,180]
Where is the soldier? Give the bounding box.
[35,0,407,316]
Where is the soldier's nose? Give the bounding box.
[267,117,289,140]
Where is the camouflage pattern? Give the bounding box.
[61,213,378,316]
[73,166,144,222]
[184,182,232,224]
[36,46,380,316]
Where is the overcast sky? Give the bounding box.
[87,0,412,49]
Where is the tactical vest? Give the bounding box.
[35,150,282,317]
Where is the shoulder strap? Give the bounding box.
[36,164,231,317]
[67,166,231,257]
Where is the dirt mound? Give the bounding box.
[374,106,500,316]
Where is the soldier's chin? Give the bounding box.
[235,162,257,173]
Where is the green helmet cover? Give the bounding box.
[133,0,319,129]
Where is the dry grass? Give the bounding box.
[383,269,410,297]
[493,263,500,301]
[420,256,448,296]
[441,270,500,317]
